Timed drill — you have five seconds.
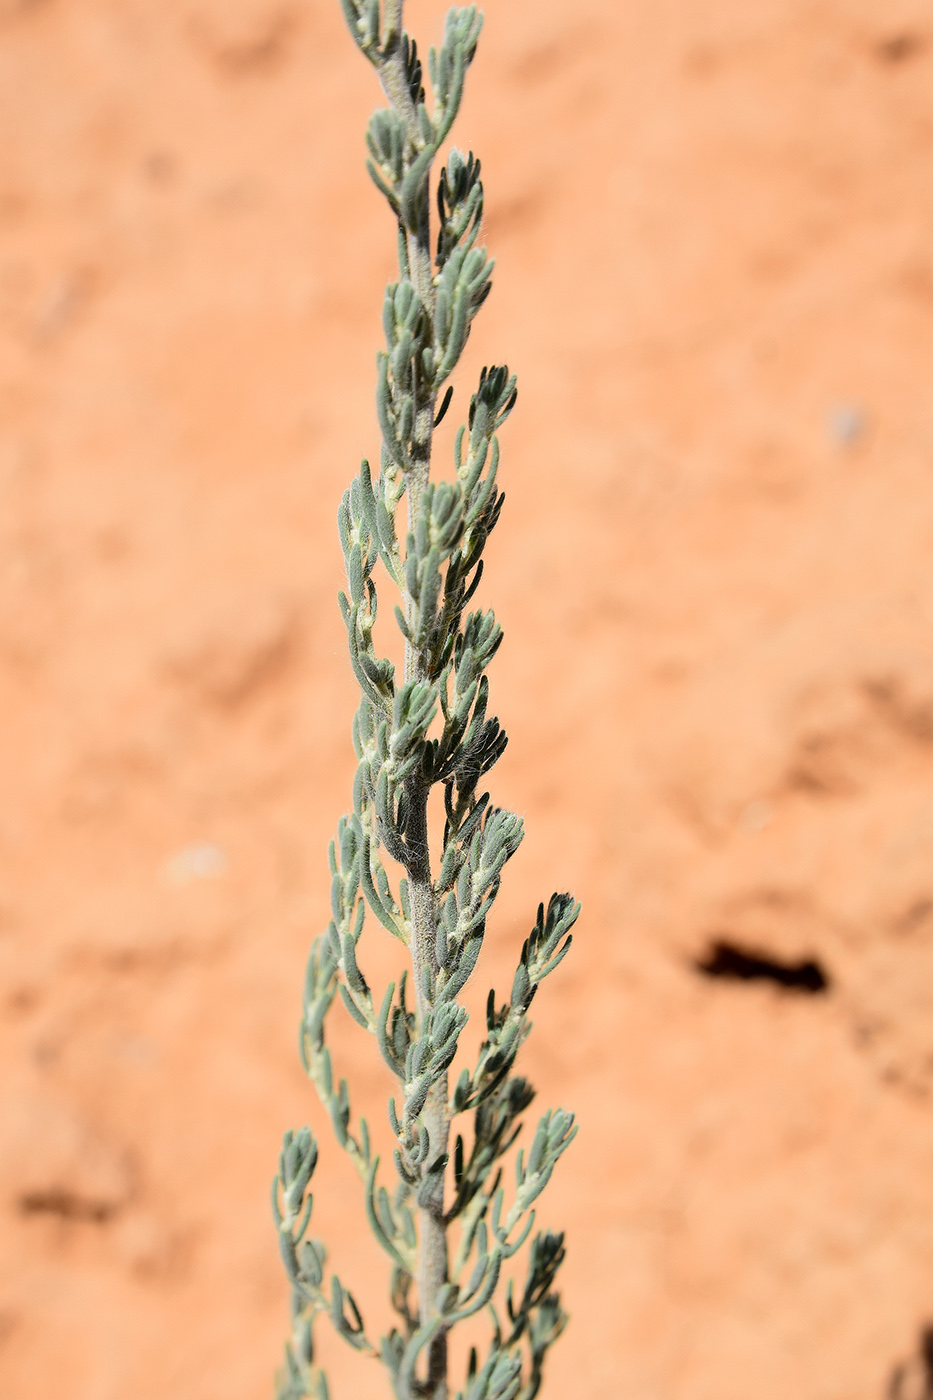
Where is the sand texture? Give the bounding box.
[1,1,933,1396]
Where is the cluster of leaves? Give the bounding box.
[273,4,579,1399]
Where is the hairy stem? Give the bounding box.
[275,6,579,1398]
[377,10,449,1396]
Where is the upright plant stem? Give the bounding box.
[273,6,581,1397]
[377,8,449,1393]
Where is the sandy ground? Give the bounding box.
[1,0,933,1396]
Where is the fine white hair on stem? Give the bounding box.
[273,7,579,1399]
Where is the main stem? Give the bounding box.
[378,8,449,1396]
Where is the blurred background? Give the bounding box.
[1,0,933,1396]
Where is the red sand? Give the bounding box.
[2,1,933,1396]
